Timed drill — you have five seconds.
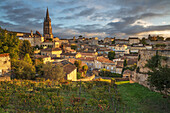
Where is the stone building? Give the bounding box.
[43,8,53,39]
[128,37,140,45]
[0,53,11,77]
[41,48,62,57]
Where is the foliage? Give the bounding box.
[40,63,65,80]
[0,27,20,60]
[148,66,170,94]
[74,60,82,71]
[12,60,36,79]
[71,44,77,50]
[82,65,88,74]
[112,40,115,44]
[19,40,33,59]
[123,59,127,67]
[140,38,147,45]
[155,43,166,47]
[108,51,115,60]
[77,72,81,79]
[23,53,33,65]
[145,53,170,95]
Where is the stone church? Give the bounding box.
[43,8,53,39]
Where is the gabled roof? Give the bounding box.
[96,56,114,63]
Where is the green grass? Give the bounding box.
[118,83,170,113]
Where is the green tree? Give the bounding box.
[23,53,33,65]
[123,59,127,67]
[40,63,65,80]
[12,60,36,79]
[19,40,33,58]
[145,53,170,95]
[71,44,77,50]
[0,27,20,60]
[82,65,88,74]
[140,38,147,45]
[108,51,115,60]
[74,60,82,71]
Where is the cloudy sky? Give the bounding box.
[0,0,170,39]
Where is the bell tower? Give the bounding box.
[43,8,53,39]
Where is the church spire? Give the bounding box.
[46,7,50,21]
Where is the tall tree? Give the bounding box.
[23,53,33,65]
[12,60,36,79]
[0,27,20,60]
[19,40,33,58]
[40,63,65,80]
[108,51,115,60]
[74,60,82,71]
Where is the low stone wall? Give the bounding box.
[77,75,95,81]
[0,76,11,81]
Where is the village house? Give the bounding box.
[0,53,11,79]
[41,48,62,57]
[53,60,77,81]
[123,69,132,78]
[115,39,129,44]
[80,52,98,58]
[128,37,140,45]
[94,56,116,73]
[34,55,53,64]
[77,57,95,70]
[60,52,81,59]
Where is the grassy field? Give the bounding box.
[0,80,169,113]
[118,83,170,113]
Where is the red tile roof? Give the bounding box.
[0,53,10,57]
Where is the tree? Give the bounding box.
[19,40,33,59]
[23,53,33,65]
[145,53,170,95]
[12,60,36,79]
[71,44,77,50]
[40,63,65,80]
[0,27,20,60]
[108,51,115,60]
[74,60,82,71]
[140,38,147,45]
[123,59,127,67]
[82,65,88,74]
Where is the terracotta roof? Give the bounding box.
[96,56,114,63]
[0,53,10,57]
